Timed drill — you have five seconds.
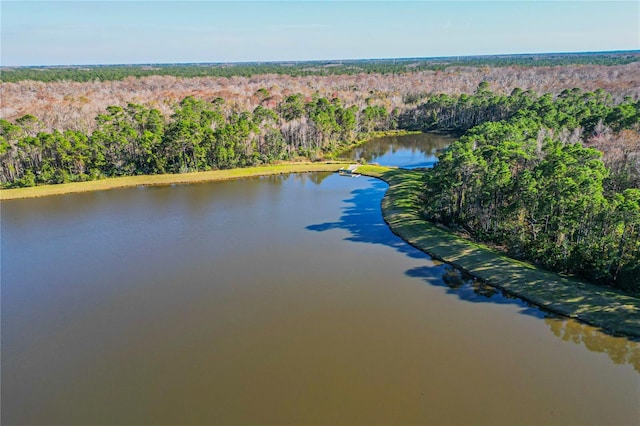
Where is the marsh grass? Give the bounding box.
[0,162,351,200]
[0,130,415,201]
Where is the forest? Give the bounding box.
[2,51,638,83]
[419,86,640,293]
[3,60,638,135]
[0,93,391,185]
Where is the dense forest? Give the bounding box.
[419,87,640,293]
[0,93,391,185]
[2,51,638,83]
[3,61,639,135]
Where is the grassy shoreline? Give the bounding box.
[0,130,417,201]
[0,162,351,201]
[358,165,640,339]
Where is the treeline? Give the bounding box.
[0,94,391,186]
[421,87,640,293]
[401,84,636,134]
[2,51,637,83]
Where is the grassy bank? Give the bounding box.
[0,162,351,201]
[0,130,414,201]
[358,165,640,338]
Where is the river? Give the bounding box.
[2,133,639,425]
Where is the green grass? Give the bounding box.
[0,129,413,200]
[0,162,351,200]
[359,167,640,338]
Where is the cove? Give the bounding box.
[2,133,639,425]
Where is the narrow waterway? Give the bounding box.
[343,131,453,168]
[2,134,638,425]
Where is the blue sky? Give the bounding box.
[2,1,639,66]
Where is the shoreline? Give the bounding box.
[0,162,350,201]
[0,130,417,201]
[357,165,640,339]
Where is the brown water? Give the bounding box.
[2,134,639,425]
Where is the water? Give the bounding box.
[342,132,454,168]
[2,134,639,425]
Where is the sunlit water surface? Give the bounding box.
[2,134,639,425]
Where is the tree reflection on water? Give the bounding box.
[341,132,454,168]
[438,265,640,372]
[546,317,640,373]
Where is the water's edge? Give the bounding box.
[358,165,640,339]
[0,162,350,200]
[0,130,422,201]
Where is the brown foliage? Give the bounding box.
[587,127,640,190]
[2,63,639,133]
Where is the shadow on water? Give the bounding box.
[307,177,547,319]
[306,178,427,260]
[398,161,437,169]
[307,176,640,371]
[408,264,550,319]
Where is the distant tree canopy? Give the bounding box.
[1,52,638,83]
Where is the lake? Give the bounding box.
[2,133,639,425]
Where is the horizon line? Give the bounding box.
[3,49,639,69]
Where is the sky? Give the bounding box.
[1,1,639,66]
